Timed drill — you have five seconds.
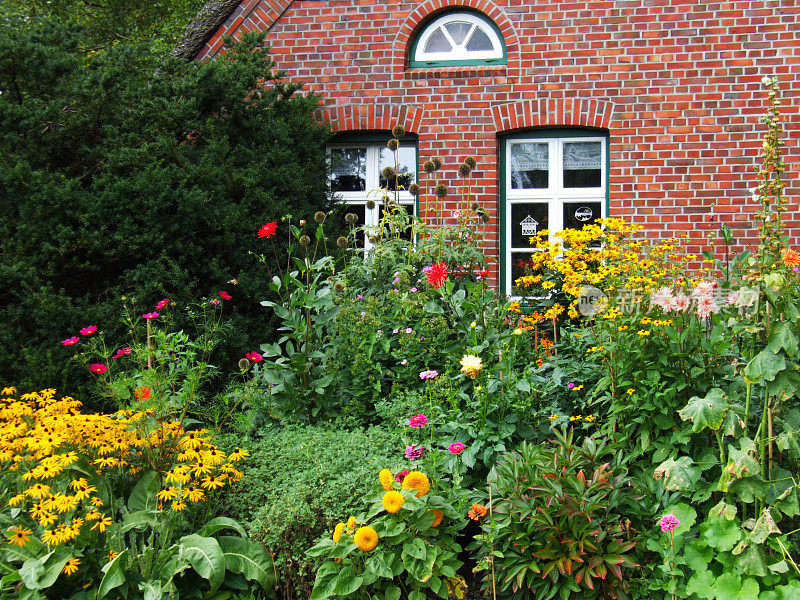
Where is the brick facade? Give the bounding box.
[197,0,800,284]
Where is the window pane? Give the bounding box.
[379,146,417,191]
[466,28,494,52]
[510,202,549,248]
[511,252,539,293]
[329,148,366,192]
[563,142,602,188]
[563,202,601,231]
[511,143,549,189]
[445,21,473,45]
[424,28,452,53]
[379,203,414,241]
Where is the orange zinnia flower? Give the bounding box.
[468,503,488,520]
[782,248,800,268]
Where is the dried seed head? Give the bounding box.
[481,213,490,223]
[345,212,358,225]
[472,202,480,211]
[432,157,443,171]
[423,160,436,174]
[409,184,421,196]
[299,235,311,246]
[387,139,399,151]
[314,211,326,224]
[366,199,376,209]
[333,282,344,293]
[464,156,477,170]
[336,236,348,248]
[238,358,250,371]
[392,125,406,138]
[459,163,472,178]
[368,236,377,244]
[381,166,396,181]
[435,184,448,198]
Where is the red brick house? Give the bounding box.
[185,0,799,294]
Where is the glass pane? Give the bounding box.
[511,143,549,189]
[563,202,601,231]
[511,252,540,294]
[510,202,549,248]
[379,146,417,191]
[563,142,602,188]
[328,148,366,192]
[445,21,473,45]
[424,28,452,53]
[379,203,414,241]
[466,27,494,52]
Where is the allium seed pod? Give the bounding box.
[409,184,421,196]
[366,199,376,209]
[368,236,377,244]
[382,166,396,181]
[387,139,399,151]
[345,212,358,225]
[432,157,443,171]
[423,160,436,174]
[464,156,477,169]
[314,211,326,224]
[481,213,490,223]
[472,202,480,211]
[238,358,250,371]
[458,163,472,177]
[336,236,348,248]
[435,184,448,198]
[299,235,311,246]
[334,282,344,293]
[392,125,406,138]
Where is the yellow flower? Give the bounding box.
[401,471,430,497]
[548,414,558,420]
[7,526,33,547]
[182,486,205,503]
[157,487,180,502]
[41,529,60,546]
[228,448,249,462]
[382,491,405,513]
[347,516,357,531]
[353,526,379,552]
[637,330,650,337]
[171,500,187,512]
[201,476,226,490]
[104,550,118,562]
[333,522,346,543]
[572,385,584,391]
[1,386,17,395]
[570,415,583,421]
[585,415,597,422]
[460,354,483,379]
[627,388,635,395]
[9,493,25,506]
[379,469,394,491]
[513,328,523,335]
[90,516,112,533]
[62,557,80,576]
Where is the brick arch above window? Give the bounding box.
[316,104,425,135]
[394,0,519,75]
[492,99,616,132]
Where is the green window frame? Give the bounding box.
[409,10,507,68]
[499,128,611,297]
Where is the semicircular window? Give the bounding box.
[411,11,506,67]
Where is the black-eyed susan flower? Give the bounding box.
[157,487,179,502]
[90,516,112,533]
[62,557,80,575]
[7,526,33,546]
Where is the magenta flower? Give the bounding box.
[245,351,263,362]
[155,298,170,310]
[401,359,408,365]
[395,470,409,483]
[89,363,107,374]
[659,513,680,532]
[62,336,80,346]
[80,325,97,336]
[449,442,466,454]
[209,299,220,306]
[405,443,424,461]
[111,347,132,359]
[142,312,159,320]
[409,413,428,428]
[419,370,439,380]
[218,291,232,301]
[567,382,575,389]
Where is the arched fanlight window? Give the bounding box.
[410,11,506,67]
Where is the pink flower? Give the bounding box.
[62,336,80,346]
[669,294,690,313]
[401,359,408,365]
[692,281,717,299]
[650,286,674,311]
[567,382,575,389]
[209,299,221,306]
[659,513,680,532]
[155,298,170,310]
[245,351,263,362]
[80,325,98,336]
[395,470,409,483]
[142,312,159,320]
[409,414,428,428]
[218,291,232,301]
[695,296,719,319]
[449,442,466,454]
[419,370,439,380]
[89,363,107,374]
[111,347,132,359]
[405,443,424,461]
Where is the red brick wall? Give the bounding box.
[198,0,800,280]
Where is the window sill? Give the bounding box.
[406,64,508,79]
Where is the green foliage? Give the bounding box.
[0,15,331,399]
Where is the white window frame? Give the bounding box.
[327,142,416,252]
[504,136,607,296]
[413,12,504,63]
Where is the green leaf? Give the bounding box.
[685,571,715,600]
[310,563,338,600]
[128,470,159,512]
[422,301,444,314]
[97,549,128,599]
[307,538,336,557]
[20,548,71,591]
[217,536,275,590]
[663,503,696,537]
[366,554,393,579]
[654,456,700,491]
[744,349,786,383]
[709,500,738,520]
[734,545,769,577]
[749,508,781,544]
[678,388,730,432]
[776,409,800,458]
[384,585,401,600]
[180,534,226,592]
[701,516,742,552]
[332,566,363,596]
[712,573,759,600]
[768,321,799,357]
[409,590,426,600]
[684,540,712,571]
[198,517,247,538]
[726,438,759,479]
[403,538,427,560]
[379,520,406,538]
[729,476,769,503]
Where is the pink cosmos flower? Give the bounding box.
[142,312,159,320]
[405,443,424,461]
[80,325,98,336]
[449,442,466,454]
[409,414,429,427]
[111,347,132,359]
[218,291,232,301]
[659,513,680,532]
[419,370,439,380]
[395,470,409,483]
[62,336,80,346]
[155,298,170,310]
[245,351,263,362]
[89,363,107,374]
[209,299,221,306]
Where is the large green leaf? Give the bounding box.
[97,549,129,599]
[128,470,160,512]
[767,321,799,357]
[217,536,275,591]
[744,349,786,383]
[776,409,800,458]
[20,548,71,591]
[198,517,247,538]
[686,570,715,599]
[678,388,729,432]
[332,565,363,596]
[366,554,394,579]
[180,534,226,592]
[726,438,759,479]
[701,516,742,552]
[654,456,700,491]
[712,573,759,600]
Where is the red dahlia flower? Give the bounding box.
[426,262,449,288]
[258,222,278,238]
